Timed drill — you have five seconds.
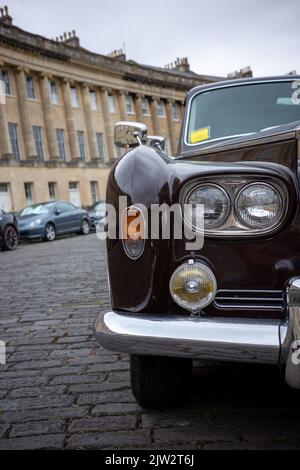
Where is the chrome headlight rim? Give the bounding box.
[234,181,284,230]
[184,183,231,231]
[180,175,289,237]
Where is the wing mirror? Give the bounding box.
[114,121,147,148]
[55,208,61,215]
[147,135,166,152]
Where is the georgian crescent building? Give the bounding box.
[0,6,231,212]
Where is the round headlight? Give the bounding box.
[235,183,283,229]
[186,184,230,229]
[169,261,217,313]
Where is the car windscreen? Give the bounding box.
[187,81,300,145]
[20,204,53,216]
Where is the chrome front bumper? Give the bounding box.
[93,278,300,389]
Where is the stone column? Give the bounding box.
[166,99,177,154]
[149,97,160,135]
[82,83,98,161]
[15,66,36,159]
[100,87,114,161]
[0,63,13,159]
[117,91,127,121]
[40,73,59,160]
[179,101,185,120]
[134,94,143,122]
[62,78,80,160]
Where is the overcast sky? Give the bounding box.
[5,0,300,77]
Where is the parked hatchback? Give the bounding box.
[88,200,107,230]
[0,209,19,251]
[19,201,90,242]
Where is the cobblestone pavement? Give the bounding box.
[1,234,300,449]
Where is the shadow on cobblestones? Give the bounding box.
[0,235,300,449]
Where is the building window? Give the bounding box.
[26,76,36,100]
[48,182,57,200]
[33,126,44,161]
[172,102,179,121]
[90,181,99,204]
[49,80,59,104]
[90,90,98,111]
[24,182,34,206]
[8,123,21,160]
[142,98,150,116]
[0,69,11,95]
[71,86,79,107]
[77,131,86,161]
[157,100,165,117]
[108,94,116,113]
[56,129,67,161]
[126,95,134,114]
[96,132,105,161]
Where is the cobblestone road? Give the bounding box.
[1,234,300,449]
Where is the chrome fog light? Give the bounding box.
[169,260,217,313]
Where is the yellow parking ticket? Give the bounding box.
[190,126,210,144]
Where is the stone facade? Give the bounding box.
[0,6,224,212]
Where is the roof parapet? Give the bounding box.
[55,30,80,48]
[0,5,12,25]
[227,66,253,79]
[165,57,190,73]
[107,48,126,61]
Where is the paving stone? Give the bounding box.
[68,415,136,433]
[10,419,65,437]
[0,434,66,450]
[68,381,129,394]
[0,423,9,438]
[50,373,104,385]
[67,430,149,449]
[8,385,66,399]
[77,390,135,406]
[1,406,90,424]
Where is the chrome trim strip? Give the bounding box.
[183,78,299,149]
[94,310,280,364]
[280,278,300,389]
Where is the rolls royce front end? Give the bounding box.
[94,77,300,408]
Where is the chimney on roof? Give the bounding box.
[58,30,80,48]
[164,57,190,73]
[107,48,126,61]
[227,66,253,79]
[0,5,12,25]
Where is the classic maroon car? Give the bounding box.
[94,76,300,408]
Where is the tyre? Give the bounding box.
[130,354,192,409]
[44,223,56,242]
[81,219,90,235]
[1,224,18,251]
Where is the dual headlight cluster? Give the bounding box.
[184,181,286,234]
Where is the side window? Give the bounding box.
[56,202,76,213]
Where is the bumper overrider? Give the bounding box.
[93,278,300,389]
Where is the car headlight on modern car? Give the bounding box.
[185,184,230,229]
[29,218,42,228]
[235,183,283,229]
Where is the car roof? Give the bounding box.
[188,75,300,98]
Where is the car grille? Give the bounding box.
[214,290,285,311]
